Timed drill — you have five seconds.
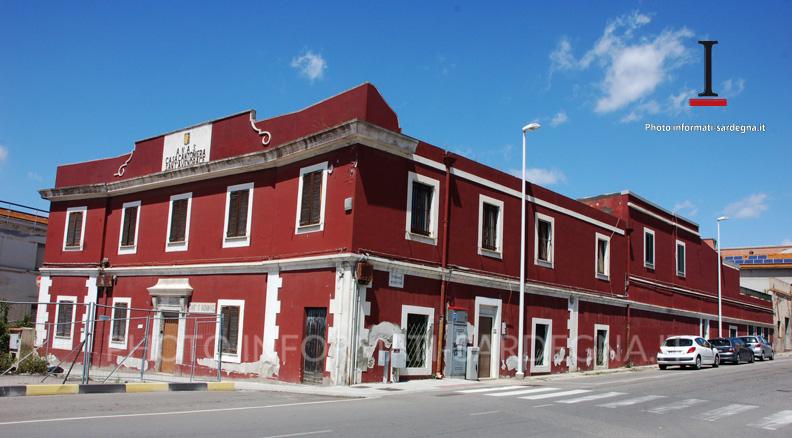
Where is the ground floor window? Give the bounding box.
[52,296,77,350]
[594,324,610,369]
[729,325,738,338]
[530,318,552,373]
[216,299,244,361]
[401,305,434,375]
[110,298,131,349]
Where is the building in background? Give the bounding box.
[722,245,792,352]
[0,201,48,322]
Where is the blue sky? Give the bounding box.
[1,1,790,247]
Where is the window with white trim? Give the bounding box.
[223,183,254,248]
[295,162,328,234]
[405,172,440,245]
[400,305,434,376]
[535,213,554,268]
[109,297,131,349]
[676,240,686,277]
[643,228,655,269]
[118,201,141,255]
[166,192,192,252]
[478,195,504,258]
[530,318,552,373]
[52,296,77,350]
[216,299,244,362]
[63,207,87,251]
[595,233,610,280]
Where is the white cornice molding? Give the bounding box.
[627,202,700,236]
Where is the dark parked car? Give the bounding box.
[708,337,754,364]
[738,336,775,361]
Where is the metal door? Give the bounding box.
[302,308,327,384]
[478,316,493,378]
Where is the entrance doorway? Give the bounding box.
[302,308,327,384]
[475,297,502,379]
[477,315,493,378]
[594,324,609,370]
[159,313,179,373]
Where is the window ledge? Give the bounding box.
[223,236,250,248]
[296,223,323,235]
[535,259,554,269]
[63,247,83,252]
[405,232,437,246]
[596,273,610,282]
[478,248,502,260]
[644,263,655,271]
[118,245,137,255]
[109,341,128,350]
[166,241,188,252]
[677,273,686,278]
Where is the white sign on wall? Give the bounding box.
[189,302,217,314]
[388,269,405,288]
[162,123,213,171]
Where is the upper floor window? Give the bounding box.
[478,195,504,258]
[223,183,253,248]
[676,240,686,277]
[535,213,555,268]
[63,206,87,251]
[405,172,440,245]
[595,233,610,280]
[166,192,192,252]
[644,228,655,269]
[118,201,141,255]
[296,162,328,234]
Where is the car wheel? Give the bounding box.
[749,353,754,363]
[760,352,765,361]
[770,353,774,360]
[693,355,702,370]
[659,364,667,370]
[712,355,719,368]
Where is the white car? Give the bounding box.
[657,336,719,370]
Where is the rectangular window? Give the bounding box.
[643,228,655,269]
[595,325,610,369]
[535,213,554,267]
[530,318,552,373]
[478,195,504,257]
[118,201,141,254]
[110,299,130,348]
[52,296,77,350]
[166,193,192,251]
[223,183,254,248]
[676,240,686,277]
[405,172,440,244]
[595,233,610,280]
[400,305,435,376]
[63,207,86,251]
[216,299,244,361]
[296,162,328,233]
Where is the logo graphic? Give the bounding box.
[183,132,191,145]
[689,40,727,107]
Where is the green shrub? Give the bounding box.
[17,354,47,375]
[0,352,13,372]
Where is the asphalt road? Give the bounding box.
[2,356,791,437]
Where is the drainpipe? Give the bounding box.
[624,227,633,367]
[434,153,455,378]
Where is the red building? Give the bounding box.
[36,84,772,384]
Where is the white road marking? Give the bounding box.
[485,387,559,397]
[456,385,527,394]
[556,392,625,404]
[0,398,367,426]
[747,410,792,430]
[698,404,758,421]
[519,389,591,400]
[262,430,332,438]
[598,395,666,408]
[646,399,706,414]
[590,374,672,386]
[468,411,499,416]
[532,404,553,408]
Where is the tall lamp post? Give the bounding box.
[516,122,541,379]
[716,216,729,337]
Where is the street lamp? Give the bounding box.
[517,122,541,379]
[716,216,729,337]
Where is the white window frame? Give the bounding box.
[117,201,141,255]
[700,318,710,340]
[530,317,552,374]
[165,192,192,252]
[643,227,655,269]
[52,295,77,350]
[62,206,87,252]
[222,182,254,248]
[405,172,440,245]
[400,305,434,376]
[676,239,686,277]
[594,324,610,370]
[477,195,504,259]
[214,299,245,363]
[534,212,555,268]
[595,232,611,280]
[109,297,131,349]
[294,161,329,234]
[729,325,738,337]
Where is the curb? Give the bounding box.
[0,381,236,397]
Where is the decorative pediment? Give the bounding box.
[146,278,193,297]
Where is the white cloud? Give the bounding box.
[720,78,745,98]
[549,12,693,114]
[0,144,7,162]
[724,193,768,219]
[509,168,567,186]
[27,171,43,182]
[781,238,792,246]
[290,50,326,82]
[673,200,698,217]
[550,111,569,127]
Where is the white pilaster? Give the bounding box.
[566,296,579,372]
[327,263,356,385]
[34,275,52,347]
[261,271,282,375]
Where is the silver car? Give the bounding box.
[738,336,774,361]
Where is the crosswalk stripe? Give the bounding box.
[747,410,792,430]
[556,391,625,404]
[698,404,758,421]
[599,395,666,408]
[486,387,559,397]
[646,399,706,414]
[456,385,528,394]
[519,389,591,401]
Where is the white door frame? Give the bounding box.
[530,317,552,374]
[474,296,502,379]
[400,305,434,376]
[729,325,738,337]
[594,324,610,370]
